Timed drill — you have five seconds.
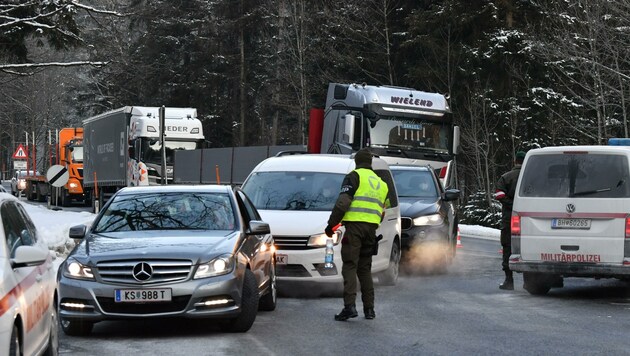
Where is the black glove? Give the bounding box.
[325,225,334,237]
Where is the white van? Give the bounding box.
[510,142,630,295]
[241,153,402,287]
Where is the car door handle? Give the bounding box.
[561,245,579,251]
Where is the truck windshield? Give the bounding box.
[141,140,200,165]
[368,116,450,153]
[242,172,344,211]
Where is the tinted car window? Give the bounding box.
[242,172,344,211]
[93,192,236,232]
[391,169,438,198]
[519,153,630,198]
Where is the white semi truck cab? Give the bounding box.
[309,83,459,189]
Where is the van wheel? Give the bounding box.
[378,240,400,286]
[523,272,553,295]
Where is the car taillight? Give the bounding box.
[511,214,521,236]
[626,217,630,239]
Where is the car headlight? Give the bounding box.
[63,258,95,280]
[307,232,340,247]
[412,214,444,226]
[194,254,234,279]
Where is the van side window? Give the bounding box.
[374,169,399,208]
[520,154,630,198]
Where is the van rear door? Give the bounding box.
[515,150,630,264]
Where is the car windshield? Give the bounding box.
[391,169,438,198]
[519,153,630,198]
[242,172,344,211]
[93,192,236,232]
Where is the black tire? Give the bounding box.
[258,261,277,311]
[43,301,59,356]
[9,325,20,356]
[378,240,401,286]
[224,269,259,332]
[523,272,553,295]
[60,318,93,336]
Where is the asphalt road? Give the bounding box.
[57,237,630,356]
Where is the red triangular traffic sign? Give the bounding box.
[13,144,27,159]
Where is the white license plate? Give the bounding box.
[551,218,591,229]
[276,254,288,265]
[115,289,172,302]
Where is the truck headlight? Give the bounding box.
[307,232,340,247]
[413,214,443,226]
[194,254,234,279]
[63,258,95,280]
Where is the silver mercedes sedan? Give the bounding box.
[57,185,276,335]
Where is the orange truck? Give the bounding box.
[25,128,87,206]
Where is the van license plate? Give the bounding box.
[551,218,591,229]
[276,254,288,265]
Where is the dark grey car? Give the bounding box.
[57,185,276,335]
[390,165,460,273]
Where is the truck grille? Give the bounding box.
[96,259,193,285]
[274,236,312,250]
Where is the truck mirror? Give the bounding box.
[343,113,355,145]
[452,126,460,155]
[128,145,135,157]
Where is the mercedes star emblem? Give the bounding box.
[566,203,576,213]
[132,262,153,281]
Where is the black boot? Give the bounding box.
[499,271,514,290]
[334,304,358,321]
[364,308,376,320]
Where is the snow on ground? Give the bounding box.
[22,203,501,262]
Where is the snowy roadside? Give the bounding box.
[459,224,500,241]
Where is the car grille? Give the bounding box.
[401,217,412,230]
[96,295,190,314]
[274,236,313,250]
[96,259,193,285]
[277,264,311,277]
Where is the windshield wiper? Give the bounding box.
[571,187,612,197]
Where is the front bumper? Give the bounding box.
[510,256,630,278]
[401,224,449,249]
[275,248,343,283]
[58,272,243,322]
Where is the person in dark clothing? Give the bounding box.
[325,148,389,321]
[494,151,526,290]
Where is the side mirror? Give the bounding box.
[11,245,47,268]
[247,220,271,235]
[443,188,461,202]
[343,114,355,145]
[128,145,135,158]
[69,224,87,239]
[452,126,460,155]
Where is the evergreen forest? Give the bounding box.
[1,0,629,227]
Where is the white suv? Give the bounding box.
[241,153,402,288]
[510,143,630,295]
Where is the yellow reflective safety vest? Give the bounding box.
[342,168,389,224]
